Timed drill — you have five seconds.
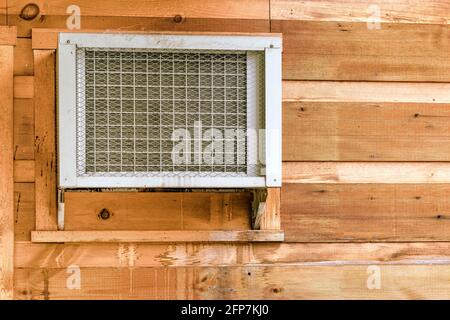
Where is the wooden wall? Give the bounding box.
[4,0,450,299]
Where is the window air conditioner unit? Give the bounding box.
[58,33,282,189]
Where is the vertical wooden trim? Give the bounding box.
[34,50,57,231]
[0,45,14,299]
[260,188,281,230]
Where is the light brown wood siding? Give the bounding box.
[4,0,450,299]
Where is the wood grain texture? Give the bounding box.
[274,20,450,81]
[271,0,450,24]
[13,76,33,98]
[15,241,450,268]
[9,0,269,18]
[283,81,450,103]
[34,50,57,231]
[283,101,450,161]
[0,45,14,299]
[0,1,5,25]
[281,183,450,242]
[64,192,251,231]
[14,160,35,182]
[14,39,33,76]
[13,265,450,299]
[10,0,270,37]
[13,99,34,160]
[283,162,450,184]
[0,27,16,45]
[31,230,285,243]
[14,183,35,242]
[260,188,281,230]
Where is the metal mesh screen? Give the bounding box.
[76,48,263,178]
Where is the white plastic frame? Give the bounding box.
[58,32,282,188]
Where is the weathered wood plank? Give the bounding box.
[274,20,450,81]
[272,0,450,24]
[0,1,6,25]
[283,162,450,184]
[13,76,33,99]
[283,81,450,103]
[14,183,35,242]
[14,39,33,76]
[15,241,450,268]
[64,192,251,231]
[0,45,14,299]
[13,99,34,160]
[281,183,450,242]
[14,160,35,182]
[260,188,281,230]
[10,0,269,18]
[0,26,16,45]
[34,50,57,231]
[283,102,450,161]
[10,0,270,37]
[14,265,450,299]
[31,230,285,243]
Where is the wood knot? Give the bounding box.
[20,3,40,21]
[173,15,184,23]
[271,287,282,294]
[98,208,111,220]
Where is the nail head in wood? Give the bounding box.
[173,15,184,23]
[98,208,111,220]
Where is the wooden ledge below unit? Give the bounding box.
[31,230,285,243]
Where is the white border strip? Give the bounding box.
[264,47,282,187]
[73,176,266,188]
[59,33,282,51]
[58,43,78,187]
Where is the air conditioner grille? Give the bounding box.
[76,48,262,177]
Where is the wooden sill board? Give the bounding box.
[31,230,285,243]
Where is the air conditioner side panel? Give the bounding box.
[264,47,282,187]
[57,43,78,188]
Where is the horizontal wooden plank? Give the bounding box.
[283,101,450,161]
[11,0,270,37]
[0,26,16,45]
[31,230,285,243]
[13,99,34,160]
[14,265,450,299]
[15,241,450,268]
[14,160,35,182]
[13,77,33,99]
[271,0,450,24]
[14,39,33,76]
[14,183,35,241]
[281,183,450,242]
[10,0,269,18]
[274,20,450,81]
[283,81,450,103]
[283,162,450,184]
[64,192,251,231]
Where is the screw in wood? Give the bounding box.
[173,15,184,23]
[98,208,111,220]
